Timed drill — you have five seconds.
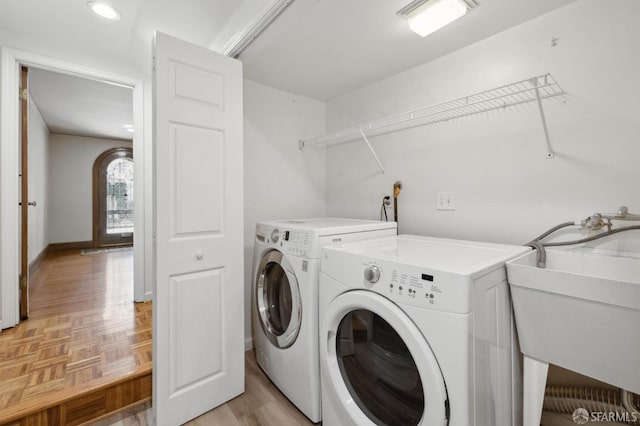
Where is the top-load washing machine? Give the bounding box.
[319,235,530,426]
[252,218,397,422]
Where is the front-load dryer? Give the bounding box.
[319,235,530,426]
[252,218,397,422]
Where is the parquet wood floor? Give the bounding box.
[0,249,151,425]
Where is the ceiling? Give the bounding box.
[240,0,580,100]
[0,0,579,138]
[29,68,133,141]
[0,0,271,140]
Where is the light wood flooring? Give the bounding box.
[98,350,316,426]
[186,350,315,425]
[0,248,151,425]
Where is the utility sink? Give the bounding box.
[506,247,640,393]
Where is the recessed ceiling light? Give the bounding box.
[398,0,477,38]
[124,125,134,133]
[88,2,121,21]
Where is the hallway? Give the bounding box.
[0,248,151,425]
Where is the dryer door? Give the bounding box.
[255,250,302,348]
[322,290,448,426]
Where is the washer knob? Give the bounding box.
[364,265,380,283]
[271,229,279,243]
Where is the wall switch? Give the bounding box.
[436,192,455,210]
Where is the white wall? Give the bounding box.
[326,0,640,251]
[243,79,326,347]
[48,133,132,243]
[27,96,50,263]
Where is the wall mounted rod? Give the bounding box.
[358,128,385,174]
[532,77,555,159]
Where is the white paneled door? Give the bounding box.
[153,32,244,425]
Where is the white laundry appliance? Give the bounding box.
[319,235,530,426]
[252,218,397,422]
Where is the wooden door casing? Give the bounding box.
[19,65,29,320]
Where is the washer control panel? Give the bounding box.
[323,252,473,313]
[361,261,450,309]
[383,264,443,307]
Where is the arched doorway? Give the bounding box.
[93,147,134,247]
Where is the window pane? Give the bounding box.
[106,158,134,234]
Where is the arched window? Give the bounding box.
[93,148,133,247]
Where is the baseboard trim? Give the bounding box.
[28,245,51,278]
[48,240,94,250]
[245,336,253,351]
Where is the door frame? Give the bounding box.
[0,47,148,329]
[19,65,29,320]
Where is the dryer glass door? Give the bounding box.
[256,250,302,348]
[323,291,448,426]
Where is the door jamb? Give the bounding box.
[19,65,29,320]
[0,48,147,329]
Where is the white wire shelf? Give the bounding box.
[299,74,566,168]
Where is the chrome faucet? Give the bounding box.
[581,206,640,230]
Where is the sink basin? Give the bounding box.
[506,247,640,393]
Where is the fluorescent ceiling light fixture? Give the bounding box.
[88,2,121,21]
[398,0,477,38]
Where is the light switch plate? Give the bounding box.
[437,192,455,210]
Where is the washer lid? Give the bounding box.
[325,234,530,277]
[322,290,448,426]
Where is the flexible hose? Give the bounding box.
[527,225,640,268]
[544,385,629,416]
[524,240,547,268]
[542,225,640,247]
[622,389,640,415]
[534,221,577,241]
[525,221,579,267]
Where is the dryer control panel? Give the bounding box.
[256,223,397,260]
[280,228,312,257]
[256,224,313,258]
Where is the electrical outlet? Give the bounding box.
[436,192,455,211]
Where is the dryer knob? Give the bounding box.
[364,265,380,283]
[271,229,279,243]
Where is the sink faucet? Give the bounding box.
[527,205,640,268]
[581,206,640,230]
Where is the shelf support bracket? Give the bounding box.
[531,77,555,159]
[358,128,385,174]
